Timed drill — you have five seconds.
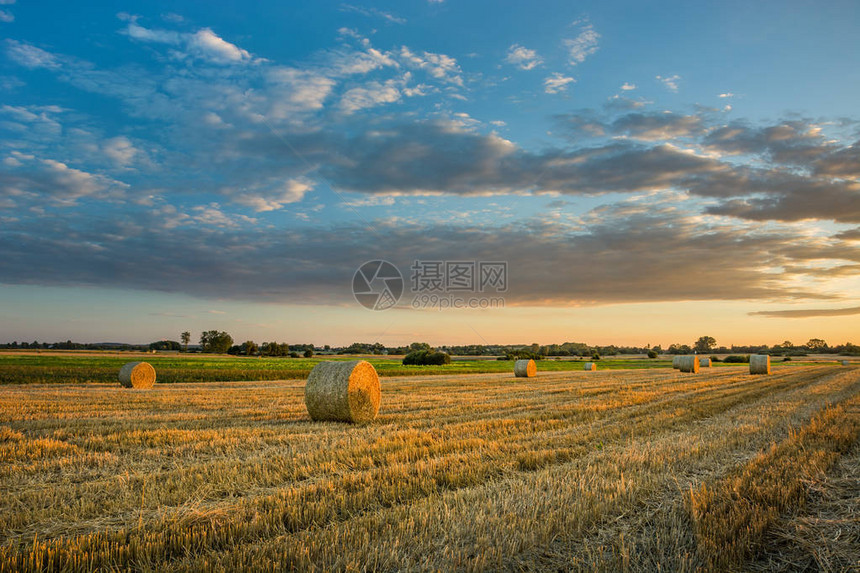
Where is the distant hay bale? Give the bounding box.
[841,360,850,366]
[699,357,712,368]
[583,362,597,371]
[304,360,380,423]
[514,359,536,378]
[750,354,771,375]
[118,362,156,389]
[679,355,700,373]
[672,356,681,369]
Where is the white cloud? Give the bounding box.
[399,46,463,86]
[656,74,681,92]
[621,83,636,91]
[505,44,542,70]
[233,179,312,212]
[4,40,59,69]
[0,10,13,23]
[123,22,252,64]
[719,92,735,98]
[544,73,575,94]
[343,195,396,207]
[103,136,139,167]
[338,4,406,25]
[563,19,600,65]
[188,28,251,63]
[265,67,336,116]
[340,78,403,113]
[0,1,17,5]
[1,153,127,204]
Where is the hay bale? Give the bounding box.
[699,357,711,368]
[750,354,771,375]
[118,362,156,389]
[679,355,699,373]
[305,360,380,423]
[583,362,597,371]
[672,356,681,369]
[514,359,536,378]
[841,360,850,366]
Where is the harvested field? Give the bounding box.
[1,365,858,571]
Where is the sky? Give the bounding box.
[1,0,859,348]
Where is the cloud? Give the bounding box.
[0,200,852,306]
[4,40,59,69]
[749,306,860,318]
[610,112,705,140]
[103,136,139,167]
[544,73,575,94]
[0,10,13,23]
[563,19,600,65]
[0,153,127,205]
[123,22,252,64]
[339,4,406,24]
[621,83,636,91]
[719,92,734,98]
[505,44,542,70]
[231,179,313,212]
[340,78,404,113]
[656,74,681,92]
[399,47,463,86]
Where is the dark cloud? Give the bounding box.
[814,142,860,178]
[749,306,860,318]
[0,206,850,306]
[609,112,706,140]
[702,120,833,165]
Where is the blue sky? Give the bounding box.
[1,0,859,347]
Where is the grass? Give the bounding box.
[0,353,679,384]
[0,364,857,571]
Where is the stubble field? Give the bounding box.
[1,364,858,572]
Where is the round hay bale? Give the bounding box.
[750,354,771,375]
[699,357,711,368]
[842,360,850,366]
[583,362,597,371]
[305,360,380,423]
[118,362,156,389]
[672,356,681,369]
[678,355,699,373]
[514,359,537,378]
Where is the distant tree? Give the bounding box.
[243,340,258,356]
[782,340,793,349]
[806,338,827,350]
[647,350,658,359]
[303,349,314,358]
[199,330,233,354]
[409,342,432,352]
[149,340,181,351]
[181,331,191,352]
[694,336,717,353]
[403,350,451,365]
[289,351,300,358]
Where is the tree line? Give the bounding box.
[3,335,858,357]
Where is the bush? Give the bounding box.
[289,351,300,358]
[710,355,721,362]
[303,349,314,358]
[647,350,658,359]
[403,349,451,366]
[783,356,792,361]
[592,353,601,361]
[723,355,750,363]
